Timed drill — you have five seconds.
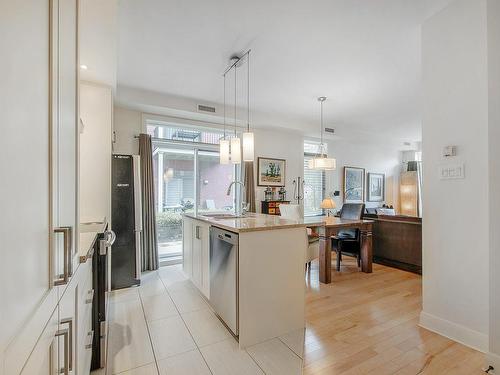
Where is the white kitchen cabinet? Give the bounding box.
[19,309,59,375]
[52,0,80,296]
[192,223,203,290]
[79,83,113,223]
[57,276,77,375]
[198,222,210,299]
[182,217,194,278]
[1,2,55,370]
[1,0,82,374]
[182,217,210,299]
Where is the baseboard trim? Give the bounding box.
[419,311,488,353]
[487,352,500,373]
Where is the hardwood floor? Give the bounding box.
[303,256,485,375]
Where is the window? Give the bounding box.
[148,117,241,266]
[147,119,225,145]
[303,142,326,217]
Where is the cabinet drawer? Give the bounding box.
[78,308,94,375]
[78,260,93,311]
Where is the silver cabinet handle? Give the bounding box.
[55,327,69,375]
[54,226,73,286]
[85,330,94,350]
[196,226,200,240]
[86,289,94,304]
[60,318,73,372]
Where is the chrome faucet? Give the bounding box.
[226,181,246,216]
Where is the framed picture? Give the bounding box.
[343,166,365,203]
[367,173,385,202]
[257,157,286,187]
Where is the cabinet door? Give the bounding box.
[200,223,210,299]
[20,309,59,375]
[192,224,203,290]
[57,278,77,375]
[1,1,56,372]
[79,83,113,223]
[51,0,79,295]
[182,218,193,277]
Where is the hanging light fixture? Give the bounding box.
[242,51,254,162]
[220,74,230,164]
[231,61,242,164]
[220,50,253,165]
[309,97,336,170]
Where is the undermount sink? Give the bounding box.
[201,213,247,219]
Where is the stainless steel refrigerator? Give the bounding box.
[111,154,142,289]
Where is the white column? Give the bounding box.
[421,0,489,352]
[488,0,500,369]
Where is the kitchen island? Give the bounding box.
[182,212,307,348]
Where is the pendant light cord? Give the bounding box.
[247,51,250,132]
[223,73,226,139]
[320,99,323,148]
[234,62,237,136]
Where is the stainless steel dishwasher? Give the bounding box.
[209,227,239,336]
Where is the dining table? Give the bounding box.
[302,216,374,284]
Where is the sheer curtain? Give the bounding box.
[139,133,159,271]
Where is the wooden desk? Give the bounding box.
[303,217,374,284]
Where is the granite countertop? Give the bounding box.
[185,213,374,233]
[184,212,307,233]
[79,218,107,263]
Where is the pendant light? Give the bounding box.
[242,51,254,162]
[220,73,230,164]
[231,62,242,164]
[309,97,336,170]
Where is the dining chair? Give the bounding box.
[332,203,365,271]
[279,204,319,272]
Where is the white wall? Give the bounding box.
[114,106,142,154]
[421,0,489,352]
[113,106,404,215]
[325,139,401,212]
[488,0,500,368]
[252,128,304,210]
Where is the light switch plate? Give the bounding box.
[439,163,465,180]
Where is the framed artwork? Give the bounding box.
[343,166,365,203]
[367,173,385,202]
[257,157,286,187]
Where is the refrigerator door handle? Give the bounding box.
[105,230,116,246]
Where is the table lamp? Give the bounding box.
[320,197,336,216]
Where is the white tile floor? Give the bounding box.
[101,265,303,375]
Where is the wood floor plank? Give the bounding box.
[304,255,485,375]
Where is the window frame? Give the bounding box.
[303,150,326,217]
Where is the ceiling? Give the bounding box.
[117,0,453,143]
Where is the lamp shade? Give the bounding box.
[230,137,241,164]
[242,132,254,161]
[320,197,336,209]
[314,156,336,170]
[220,139,230,164]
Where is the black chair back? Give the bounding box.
[340,203,365,220]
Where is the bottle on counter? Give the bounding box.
[264,186,273,201]
[278,186,286,201]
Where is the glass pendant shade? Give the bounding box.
[220,139,230,164]
[230,137,241,164]
[242,132,255,162]
[313,155,336,170]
